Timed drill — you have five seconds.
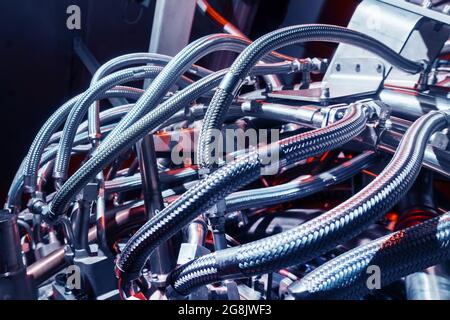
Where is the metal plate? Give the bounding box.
[378,0,450,24]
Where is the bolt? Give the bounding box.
[335,111,345,120]
[320,82,330,99]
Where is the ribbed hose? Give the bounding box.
[288,211,450,300]
[53,65,192,181]
[97,35,249,148]
[225,151,377,212]
[88,53,212,145]
[115,103,369,283]
[97,34,290,149]
[49,104,135,145]
[198,24,424,169]
[47,69,227,219]
[47,62,294,219]
[22,86,144,194]
[169,110,448,296]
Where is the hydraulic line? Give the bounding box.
[53,66,192,182]
[81,55,208,257]
[48,104,136,145]
[225,151,377,212]
[168,110,449,296]
[97,33,290,151]
[22,86,144,195]
[198,24,424,170]
[288,211,450,300]
[88,52,212,143]
[97,35,249,149]
[97,103,320,196]
[114,103,369,285]
[26,182,198,286]
[7,102,140,210]
[46,62,295,220]
[105,167,198,194]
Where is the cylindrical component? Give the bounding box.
[187,218,207,246]
[73,200,91,256]
[380,89,450,121]
[26,248,67,286]
[0,211,35,300]
[137,134,175,274]
[406,265,450,300]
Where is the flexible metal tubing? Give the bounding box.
[47,62,294,220]
[53,66,193,181]
[96,34,289,150]
[26,179,199,286]
[105,167,198,194]
[19,86,143,197]
[198,24,424,169]
[12,102,138,208]
[225,151,377,212]
[114,103,368,286]
[48,104,135,145]
[7,96,289,208]
[87,46,289,144]
[84,55,287,253]
[168,110,449,296]
[288,211,450,300]
[85,56,208,256]
[88,53,213,145]
[91,53,211,85]
[106,151,376,209]
[54,58,294,182]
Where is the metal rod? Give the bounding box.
[136,134,174,274]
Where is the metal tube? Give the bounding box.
[136,134,175,274]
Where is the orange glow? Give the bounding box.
[362,169,378,178]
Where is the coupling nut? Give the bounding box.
[28,197,59,224]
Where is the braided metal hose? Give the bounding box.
[198,24,423,170]
[169,110,448,296]
[288,211,450,300]
[49,104,135,145]
[21,86,144,194]
[52,65,192,182]
[46,68,227,220]
[97,33,293,150]
[97,35,248,149]
[115,103,369,284]
[225,151,377,212]
[87,53,212,150]
[47,62,294,220]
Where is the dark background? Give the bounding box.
[0,0,359,200]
